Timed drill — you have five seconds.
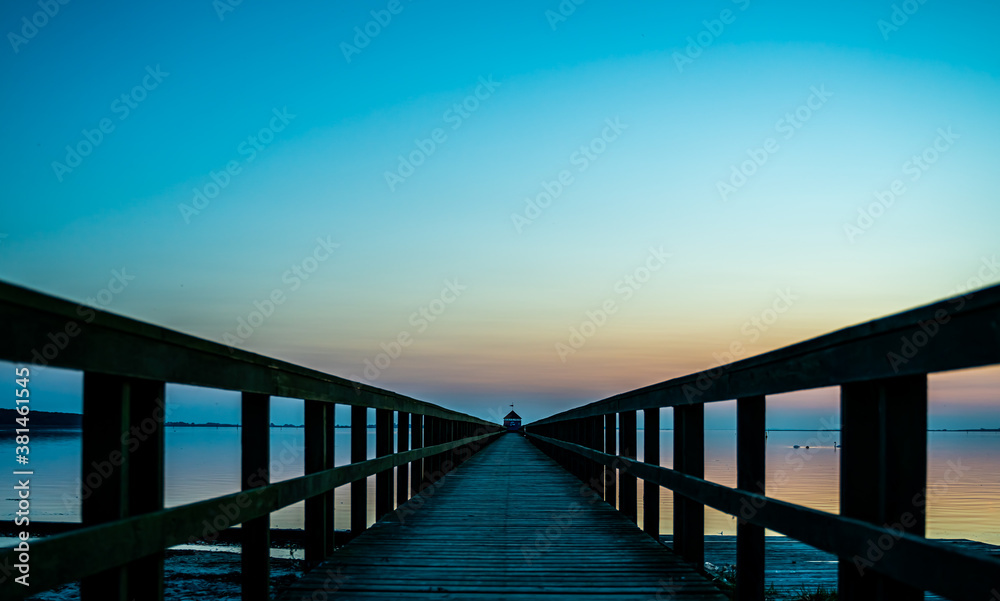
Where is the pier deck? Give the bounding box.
[279,434,726,600]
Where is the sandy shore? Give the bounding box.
[25,548,306,600]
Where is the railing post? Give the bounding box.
[423,416,438,488]
[304,400,334,564]
[605,413,616,506]
[576,419,587,481]
[242,391,270,601]
[81,373,166,601]
[375,408,393,520]
[643,408,660,539]
[567,419,579,480]
[587,415,603,495]
[839,375,927,601]
[619,410,638,523]
[673,403,704,565]
[444,419,455,474]
[411,413,423,497]
[351,404,368,534]
[397,411,409,507]
[737,395,766,601]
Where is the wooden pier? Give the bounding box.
[280,433,725,600]
[2,280,1000,601]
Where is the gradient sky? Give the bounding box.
[2,0,999,428]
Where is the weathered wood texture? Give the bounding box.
[279,434,727,600]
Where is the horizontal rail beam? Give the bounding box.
[0,431,501,599]
[528,433,1000,601]
[0,282,492,424]
[531,284,1000,425]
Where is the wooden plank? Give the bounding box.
[588,415,604,495]
[80,374,166,601]
[619,410,638,523]
[529,433,1000,601]
[375,408,393,520]
[643,408,659,539]
[124,377,166,601]
[80,372,128,601]
[529,284,1000,424]
[304,400,332,564]
[839,375,927,601]
[736,395,766,601]
[397,411,409,507]
[242,391,270,601]
[410,413,422,497]
[605,413,616,507]
[422,416,436,489]
[673,404,704,566]
[280,434,727,601]
[351,405,368,533]
[0,281,496,425]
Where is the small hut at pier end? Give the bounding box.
[503,409,522,432]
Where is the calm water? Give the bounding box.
[2,428,998,544]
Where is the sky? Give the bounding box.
[1,0,999,428]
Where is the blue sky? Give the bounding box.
[2,0,999,427]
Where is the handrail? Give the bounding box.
[0,280,503,600]
[525,283,1000,601]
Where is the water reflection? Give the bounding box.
[3,428,997,544]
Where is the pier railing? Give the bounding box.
[0,281,502,601]
[526,283,1000,601]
